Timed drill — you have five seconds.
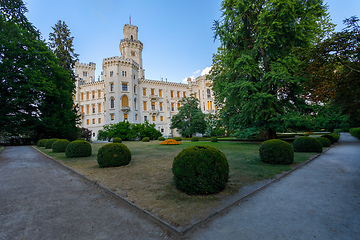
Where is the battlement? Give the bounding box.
[102,56,139,69]
[141,79,189,88]
[75,62,96,70]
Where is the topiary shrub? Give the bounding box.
[113,137,122,143]
[172,145,229,195]
[293,137,323,153]
[173,137,182,141]
[316,137,331,147]
[191,136,199,142]
[211,137,218,142]
[37,139,48,147]
[97,143,131,168]
[321,134,336,144]
[45,138,58,149]
[52,139,70,153]
[158,137,165,141]
[330,133,340,142]
[259,139,294,164]
[65,140,92,158]
[142,137,150,142]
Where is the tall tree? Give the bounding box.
[48,20,79,79]
[211,0,328,139]
[170,96,206,137]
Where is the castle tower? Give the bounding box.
[120,24,145,79]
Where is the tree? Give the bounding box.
[211,0,328,139]
[170,96,206,137]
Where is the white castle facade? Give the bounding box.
[74,24,215,140]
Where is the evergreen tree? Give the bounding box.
[170,96,206,137]
[211,0,328,139]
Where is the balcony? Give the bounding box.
[149,109,159,116]
[149,95,158,102]
[121,106,131,114]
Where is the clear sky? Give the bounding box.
[25,0,359,83]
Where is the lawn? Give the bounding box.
[36,140,316,229]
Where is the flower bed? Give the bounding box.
[160,139,181,145]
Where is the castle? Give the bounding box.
[74,24,215,140]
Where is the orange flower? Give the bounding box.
[160,139,181,145]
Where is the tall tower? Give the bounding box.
[119,24,145,79]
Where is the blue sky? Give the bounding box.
[25,0,359,83]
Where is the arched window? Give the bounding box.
[134,98,137,109]
[131,35,133,41]
[122,95,129,107]
[110,97,115,108]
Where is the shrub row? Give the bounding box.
[350,128,360,139]
[293,137,323,153]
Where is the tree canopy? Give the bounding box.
[211,0,328,138]
[170,96,206,137]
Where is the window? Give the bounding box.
[183,92,186,98]
[86,105,89,114]
[152,116,155,122]
[135,114,138,121]
[92,104,95,113]
[110,83,114,92]
[86,92,89,100]
[161,128,164,133]
[110,98,114,108]
[122,71,124,77]
[177,91,180,98]
[178,102,181,109]
[134,85,136,93]
[74,93,76,100]
[81,93,84,100]
[151,88,155,95]
[159,89,162,97]
[170,90,174,98]
[134,98,137,109]
[171,103,174,111]
[98,118,101,124]
[194,93,197,99]
[83,72,87,77]
[98,103,101,113]
[143,88,146,96]
[98,90,101,98]
[122,95,129,107]
[87,119,89,125]
[143,101,147,110]
[159,102,163,111]
[131,51,135,56]
[110,114,114,120]
[160,116,163,121]
[207,89,211,98]
[144,116,147,121]
[124,114,128,121]
[110,71,113,77]
[92,118,95,124]
[122,83,128,91]
[124,71,127,77]
[81,105,84,113]
[151,102,155,110]
[92,91,95,99]
[130,35,133,41]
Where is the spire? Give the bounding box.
[129,15,131,25]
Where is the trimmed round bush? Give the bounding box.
[173,137,182,141]
[65,140,92,158]
[259,139,294,164]
[191,136,199,142]
[211,137,218,142]
[330,133,340,142]
[321,134,336,144]
[45,138,58,149]
[97,143,131,168]
[158,137,165,141]
[113,137,122,143]
[52,139,70,152]
[293,137,323,153]
[142,137,150,142]
[37,139,48,147]
[172,145,229,195]
[317,137,331,147]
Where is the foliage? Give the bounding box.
[205,113,226,137]
[172,145,229,194]
[142,137,150,142]
[211,0,328,139]
[170,96,206,137]
[293,137,323,153]
[350,128,360,139]
[158,137,165,141]
[113,137,122,143]
[160,139,181,145]
[52,139,70,152]
[259,139,294,165]
[0,1,78,142]
[320,134,336,144]
[97,121,161,141]
[191,137,199,142]
[65,140,92,158]
[80,128,92,142]
[97,143,131,168]
[44,138,58,149]
[316,137,331,147]
[211,137,218,142]
[37,139,48,147]
[311,105,350,132]
[173,137,182,141]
